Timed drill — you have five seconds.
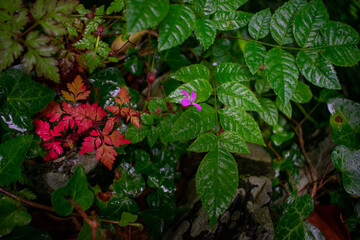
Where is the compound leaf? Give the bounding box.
[217,0,248,11]
[244,41,266,74]
[195,147,238,228]
[265,48,299,105]
[219,131,249,153]
[214,62,252,83]
[213,10,252,31]
[168,78,213,104]
[194,18,217,50]
[291,81,312,103]
[169,64,210,83]
[248,8,271,40]
[188,132,217,153]
[258,98,278,126]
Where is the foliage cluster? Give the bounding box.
[0,0,360,239]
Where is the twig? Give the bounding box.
[265,139,282,160]
[0,187,55,212]
[67,197,99,240]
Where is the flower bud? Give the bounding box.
[108,50,116,57]
[97,24,104,37]
[84,12,94,19]
[166,102,173,111]
[148,72,154,84]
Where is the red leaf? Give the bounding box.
[109,130,131,147]
[114,86,131,106]
[306,205,350,240]
[103,118,115,135]
[96,143,117,170]
[43,141,63,161]
[79,130,101,155]
[34,120,61,141]
[41,101,64,122]
[105,105,120,115]
[61,75,91,103]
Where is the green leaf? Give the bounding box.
[195,147,238,228]
[331,145,360,196]
[35,56,60,82]
[0,67,55,131]
[126,0,169,35]
[158,5,195,51]
[146,190,175,209]
[258,98,278,126]
[248,8,271,40]
[219,107,265,145]
[147,163,176,193]
[291,81,312,103]
[124,55,143,75]
[276,97,292,119]
[320,21,360,67]
[217,0,248,11]
[119,212,138,227]
[0,135,32,185]
[77,220,101,240]
[107,0,124,14]
[296,50,340,89]
[125,125,149,144]
[196,0,219,15]
[194,18,217,50]
[90,68,126,107]
[274,194,314,240]
[147,126,159,148]
[244,41,266,74]
[270,0,306,45]
[51,165,94,216]
[188,132,217,152]
[170,104,216,141]
[271,125,294,146]
[169,64,210,83]
[328,98,360,149]
[73,35,96,50]
[213,11,253,31]
[214,62,252,83]
[255,72,271,94]
[3,225,52,240]
[217,82,262,112]
[219,131,249,153]
[112,162,145,198]
[265,48,299,105]
[168,78,213,104]
[0,197,31,236]
[293,0,329,48]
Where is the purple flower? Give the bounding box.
[181,90,201,112]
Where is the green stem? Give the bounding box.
[21,22,40,37]
[295,102,318,126]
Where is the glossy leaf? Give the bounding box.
[219,131,249,153]
[0,67,55,132]
[158,5,196,51]
[51,165,94,216]
[276,97,292,119]
[213,10,253,31]
[270,0,306,45]
[248,8,271,40]
[168,78,213,104]
[98,196,139,220]
[0,197,31,236]
[126,0,169,35]
[90,68,126,107]
[147,163,176,193]
[217,0,248,11]
[258,98,278,126]
[296,50,340,89]
[187,132,217,152]
[125,125,149,144]
[244,41,266,74]
[320,21,360,67]
[328,98,360,149]
[147,126,159,148]
[0,135,32,185]
[195,147,238,228]
[119,212,138,227]
[169,64,210,83]
[291,81,313,103]
[217,82,262,112]
[194,18,216,50]
[214,62,252,83]
[332,145,360,196]
[219,107,265,145]
[3,225,52,240]
[170,104,216,141]
[112,162,145,198]
[265,48,299,105]
[293,0,329,48]
[196,0,219,15]
[274,194,314,240]
[255,72,271,94]
[106,0,124,14]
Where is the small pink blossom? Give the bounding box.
[181,90,201,112]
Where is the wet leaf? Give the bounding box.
[169,64,210,83]
[168,78,213,104]
[112,162,145,198]
[331,145,360,196]
[213,11,253,31]
[274,194,314,240]
[214,62,253,83]
[328,98,360,148]
[119,212,138,227]
[194,18,216,50]
[291,81,313,103]
[276,97,292,119]
[0,197,31,236]
[248,8,271,40]
[219,131,249,153]
[196,147,238,228]
[125,125,149,144]
[147,163,176,194]
[187,132,217,153]
[3,225,51,240]
[258,98,278,126]
[0,135,33,185]
[244,41,266,74]
[51,165,94,216]
[0,67,55,132]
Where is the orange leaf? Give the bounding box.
[61,75,91,103]
[96,143,117,170]
[114,86,131,106]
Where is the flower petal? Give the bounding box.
[190,91,197,102]
[181,90,190,99]
[192,103,202,112]
[181,98,191,107]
